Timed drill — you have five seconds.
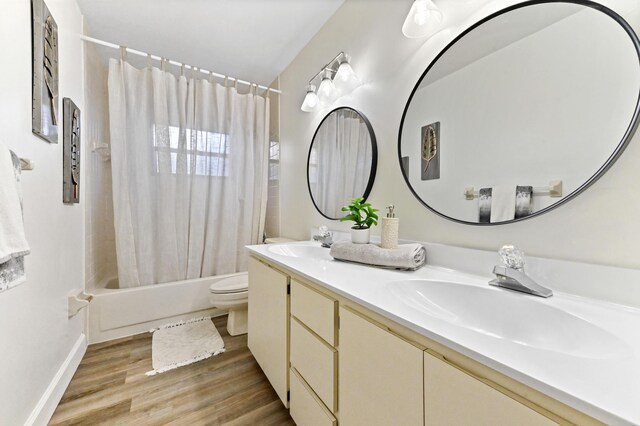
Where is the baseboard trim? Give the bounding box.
[26,333,87,426]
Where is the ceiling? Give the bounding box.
[77,0,345,86]
[421,3,582,88]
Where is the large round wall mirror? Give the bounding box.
[398,1,640,225]
[308,107,378,219]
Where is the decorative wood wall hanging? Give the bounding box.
[32,0,59,144]
[421,121,440,181]
[63,98,81,204]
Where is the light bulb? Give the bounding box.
[317,70,337,105]
[414,12,428,26]
[334,58,361,95]
[301,85,319,112]
[402,0,443,39]
[414,1,429,25]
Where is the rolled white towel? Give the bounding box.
[329,241,426,271]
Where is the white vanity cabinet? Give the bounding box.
[247,255,598,426]
[247,257,290,407]
[338,306,424,426]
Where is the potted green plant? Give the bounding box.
[340,197,379,244]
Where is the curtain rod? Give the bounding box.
[80,35,282,95]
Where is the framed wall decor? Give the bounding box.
[63,98,80,204]
[32,0,59,144]
[421,121,440,181]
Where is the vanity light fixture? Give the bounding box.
[334,54,361,95]
[300,52,360,112]
[301,85,319,112]
[318,69,338,105]
[402,0,443,38]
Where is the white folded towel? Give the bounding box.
[490,185,516,223]
[329,241,426,271]
[0,143,30,277]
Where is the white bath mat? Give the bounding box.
[146,317,225,376]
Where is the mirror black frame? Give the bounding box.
[397,0,640,225]
[308,107,378,220]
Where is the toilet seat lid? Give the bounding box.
[210,279,247,294]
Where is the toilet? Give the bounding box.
[210,237,295,336]
[210,274,250,336]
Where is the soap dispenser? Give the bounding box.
[381,204,399,249]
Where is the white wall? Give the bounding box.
[0,0,87,424]
[279,0,640,269]
[84,41,117,289]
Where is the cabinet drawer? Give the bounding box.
[290,317,337,412]
[290,367,337,426]
[291,279,336,346]
[424,352,557,426]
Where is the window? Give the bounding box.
[153,126,230,176]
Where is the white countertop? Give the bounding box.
[247,241,640,425]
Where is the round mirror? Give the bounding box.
[308,107,378,219]
[399,1,640,225]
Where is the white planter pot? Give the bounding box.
[350,227,370,244]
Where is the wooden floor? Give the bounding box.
[50,316,295,426]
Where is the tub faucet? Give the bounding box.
[313,226,334,248]
[489,245,553,298]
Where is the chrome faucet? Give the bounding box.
[489,246,553,298]
[313,226,334,248]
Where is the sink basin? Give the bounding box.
[387,280,629,359]
[268,243,332,259]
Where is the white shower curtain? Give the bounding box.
[108,59,269,288]
[311,109,373,218]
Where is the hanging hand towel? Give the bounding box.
[478,188,492,223]
[515,185,533,219]
[489,185,516,223]
[329,241,426,271]
[0,143,30,292]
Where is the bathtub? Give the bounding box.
[88,272,246,344]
